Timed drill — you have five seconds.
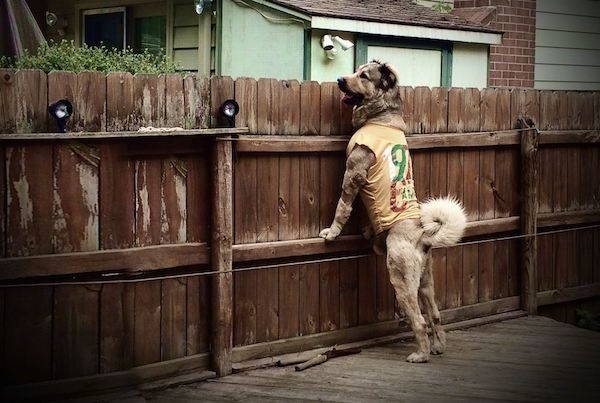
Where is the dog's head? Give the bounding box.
[338,60,401,107]
[337,60,403,128]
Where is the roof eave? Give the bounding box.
[311,16,502,45]
[245,0,311,22]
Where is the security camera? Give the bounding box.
[321,35,334,50]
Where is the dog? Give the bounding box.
[319,60,467,363]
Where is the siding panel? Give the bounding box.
[535,1,600,90]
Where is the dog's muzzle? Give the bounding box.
[337,77,364,106]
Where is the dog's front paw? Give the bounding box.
[319,227,340,241]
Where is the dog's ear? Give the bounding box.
[378,63,398,90]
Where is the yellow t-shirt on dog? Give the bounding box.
[347,124,420,235]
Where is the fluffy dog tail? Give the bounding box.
[420,197,467,247]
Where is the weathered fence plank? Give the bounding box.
[100,283,135,373]
[376,255,396,321]
[164,73,185,128]
[132,74,165,367]
[300,81,321,136]
[0,69,17,133]
[478,88,497,302]
[4,288,53,383]
[358,255,377,325]
[299,262,319,335]
[320,260,340,332]
[107,72,134,131]
[183,74,210,129]
[538,91,558,292]
[185,153,211,356]
[6,146,53,256]
[74,71,106,132]
[320,82,336,136]
[520,117,539,314]
[254,79,280,343]
[414,86,431,135]
[53,285,101,378]
[277,263,299,339]
[210,75,235,377]
[340,258,358,329]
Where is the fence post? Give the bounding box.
[210,137,233,376]
[519,116,539,315]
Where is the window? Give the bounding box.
[134,16,166,55]
[82,4,166,56]
[356,36,452,87]
[82,7,127,49]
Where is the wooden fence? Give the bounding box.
[0,69,599,398]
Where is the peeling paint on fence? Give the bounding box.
[8,148,33,239]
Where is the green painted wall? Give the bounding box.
[309,30,355,82]
[220,0,305,80]
[452,43,488,89]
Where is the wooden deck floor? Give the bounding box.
[106,315,600,402]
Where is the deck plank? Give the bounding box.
[93,316,600,402]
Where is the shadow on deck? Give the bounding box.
[98,315,600,402]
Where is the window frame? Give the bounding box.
[355,35,453,87]
[82,6,128,49]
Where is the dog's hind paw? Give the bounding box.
[430,343,444,355]
[406,352,430,363]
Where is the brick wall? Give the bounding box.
[454,0,536,88]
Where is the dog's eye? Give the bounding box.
[360,72,369,79]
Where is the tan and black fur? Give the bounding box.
[320,60,466,363]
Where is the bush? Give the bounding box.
[0,40,180,74]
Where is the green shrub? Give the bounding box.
[0,40,180,74]
[432,1,452,13]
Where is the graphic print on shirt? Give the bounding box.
[384,143,417,213]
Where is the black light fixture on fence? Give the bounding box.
[48,99,73,133]
[220,99,239,128]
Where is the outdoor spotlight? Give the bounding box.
[46,11,58,26]
[220,99,239,128]
[48,99,73,133]
[321,35,334,51]
[194,0,213,15]
[333,36,354,51]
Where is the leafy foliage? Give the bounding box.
[431,1,453,13]
[0,40,180,74]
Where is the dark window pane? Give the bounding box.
[84,12,125,49]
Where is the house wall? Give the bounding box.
[368,45,445,87]
[219,0,305,80]
[535,0,600,90]
[311,30,489,88]
[172,0,211,73]
[454,0,536,88]
[309,31,355,82]
[452,42,488,88]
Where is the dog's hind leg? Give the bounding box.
[418,251,446,355]
[387,236,430,363]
